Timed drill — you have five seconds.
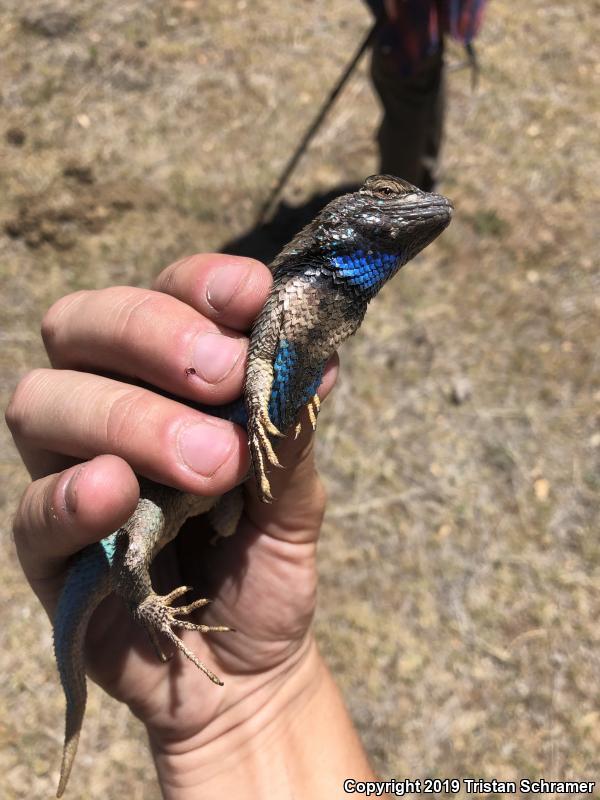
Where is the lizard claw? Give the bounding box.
[306,394,320,431]
[248,429,275,503]
[248,401,286,503]
[263,414,284,439]
[135,588,230,684]
[255,401,284,440]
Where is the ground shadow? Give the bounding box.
[219,182,361,263]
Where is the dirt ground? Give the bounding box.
[1,1,599,797]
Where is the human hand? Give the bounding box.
[6,254,342,791]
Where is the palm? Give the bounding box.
[83,436,322,737]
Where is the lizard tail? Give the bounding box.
[53,535,117,797]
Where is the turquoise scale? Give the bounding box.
[53,533,118,702]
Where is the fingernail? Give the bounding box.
[193,332,244,384]
[206,263,249,311]
[178,422,235,476]
[64,466,83,514]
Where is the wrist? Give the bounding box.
[149,636,374,799]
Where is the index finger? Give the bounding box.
[153,254,273,332]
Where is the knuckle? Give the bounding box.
[108,288,158,347]
[156,258,186,295]
[5,369,50,437]
[13,477,57,558]
[12,491,32,548]
[12,481,38,543]
[172,323,202,367]
[41,290,88,354]
[12,489,28,541]
[104,386,155,450]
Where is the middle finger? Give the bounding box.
[8,368,248,494]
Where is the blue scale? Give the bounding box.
[330,249,399,290]
[269,339,323,430]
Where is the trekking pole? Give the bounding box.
[255,21,379,227]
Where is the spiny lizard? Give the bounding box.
[52,174,452,795]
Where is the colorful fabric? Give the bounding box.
[366,0,487,76]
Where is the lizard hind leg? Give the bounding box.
[53,535,117,797]
[114,492,230,684]
[143,586,210,662]
[133,590,228,684]
[113,489,231,684]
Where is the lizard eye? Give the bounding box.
[362,175,416,198]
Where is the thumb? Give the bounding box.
[13,454,139,615]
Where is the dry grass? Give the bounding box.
[1,0,599,797]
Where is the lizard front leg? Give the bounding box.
[245,355,284,502]
[245,280,331,502]
[244,292,285,502]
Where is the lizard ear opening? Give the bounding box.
[362,175,418,197]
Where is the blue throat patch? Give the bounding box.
[330,249,400,290]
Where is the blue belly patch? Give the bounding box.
[269,339,323,430]
[204,340,323,432]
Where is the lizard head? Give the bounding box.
[312,174,453,296]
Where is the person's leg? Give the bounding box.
[370,45,445,191]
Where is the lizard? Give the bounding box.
[52,174,453,796]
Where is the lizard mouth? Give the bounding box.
[401,194,453,225]
[419,193,453,230]
[431,192,454,215]
[391,193,453,253]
